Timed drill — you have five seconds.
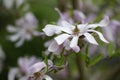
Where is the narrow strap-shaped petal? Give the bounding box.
[42,24,62,36]
[70,36,80,53]
[55,34,71,45]
[15,37,25,47]
[84,33,98,45]
[7,25,18,32]
[8,33,21,42]
[87,30,109,43]
[8,68,20,80]
[87,16,109,29]
[61,27,73,34]
[61,21,74,29]
[48,40,59,52]
[28,62,46,74]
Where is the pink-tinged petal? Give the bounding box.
[48,40,59,52]
[43,75,53,80]
[70,36,80,53]
[87,16,109,29]
[87,30,109,43]
[74,10,86,23]
[43,25,61,36]
[8,68,19,80]
[55,34,71,45]
[64,39,71,50]
[84,33,98,45]
[28,62,46,74]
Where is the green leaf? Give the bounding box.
[107,42,115,57]
[57,54,65,66]
[88,54,104,67]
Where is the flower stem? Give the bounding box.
[57,0,68,12]
[72,0,79,9]
[76,53,86,80]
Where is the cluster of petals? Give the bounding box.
[43,16,109,53]
[8,56,40,80]
[28,60,53,80]
[7,12,43,47]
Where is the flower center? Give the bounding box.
[34,72,41,80]
[73,25,80,35]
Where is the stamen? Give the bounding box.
[73,25,80,35]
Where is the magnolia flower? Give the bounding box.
[28,60,53,80]
[0,45,5,72]
[8,56,40,80]
[7,12,43,47]
[43,16,109,53]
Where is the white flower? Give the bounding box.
[8,56,40,80]
[0,45,5,72]
[43,16,109,53]
[28,60,53,80]
[7,12,43,47]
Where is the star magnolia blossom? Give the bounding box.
[43,16,109,53]
[28,60,53,80]
[8,56,40,80]
[7,12,43,47]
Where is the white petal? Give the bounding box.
[43,75,53,80]
[8,33,21,42]
[55,34,71,45]
[42,25,62,36]
[8,68,19,80]
[99,16,109,27]
[61,21,74,28]
[28,62,46,74]
[70,36,80,53]
[87,16,109,29]
[48,40,59,52]
[77,24,88,33]
[60,27,73,34]
[84,33,98,45]
[87,30,109,43]
[7,25,18,32]
[15,37,25,47]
